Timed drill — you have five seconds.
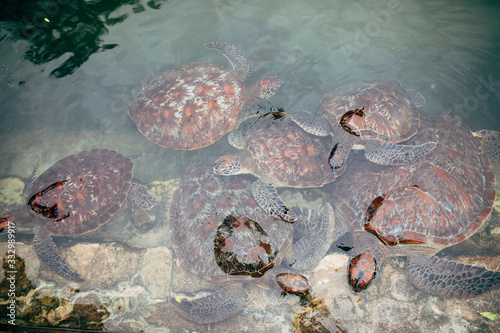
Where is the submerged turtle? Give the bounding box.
[0,148,154,282]
[214,114,339,222]
[169,164,340,324]
[128,42,282,150]
[319,80,436,169]
[473,129,500,163]
[331,113,500,298]
[0,63,14,87]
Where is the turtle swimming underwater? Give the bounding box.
[169,164,340,324]
[214,114,340,222]
[0,63,14,87]
[0,148,154,282]
[319,80,436,169]
[127,42,282,150]
[331,112,500,298]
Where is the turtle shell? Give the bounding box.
[128,63,244,150]
[244,117,339,187]
[169,164,292,283]
[332,113,495,248]
[27,148,133,236]
[320,80,420,143]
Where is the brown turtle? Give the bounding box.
[319,80,436,169]
[0,148,154,282]
[127,42,282,150]
[331,113,500,298]
[213,114,340,222]
[169,164,340,324]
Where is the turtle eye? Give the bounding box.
[348,251,377,293]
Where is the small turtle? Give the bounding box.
[473,129,500,163]
[214,114,339,222]
[0,63,14,87]
[128,42,282,150]
[169,164,340,324]
[319,80,436,169]
[331,113,500,298]
[0,148,154,282]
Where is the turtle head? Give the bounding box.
[256,76,283,99]
[214,154,242,176]
[347,250,378,294]
[0,213,15,233]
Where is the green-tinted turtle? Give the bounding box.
[331,113,500,298]
[0,148,154,282]
[214,114,340,222]
[319,80,436,169]
[169,164,341,324]
[0,63,14,87]
[127,42,282,150]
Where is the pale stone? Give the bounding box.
[0,177,24,208]
[140,247,173,299]
[0,242,40,282]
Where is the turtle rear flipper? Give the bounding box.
[407,89,425,107]
[365,142,437,165]
[406,255,500,298]
[205,42,253,80]
[171,287,246,324]
[283,203,342,270]
[33,232,84,282]
[252,180,297,222]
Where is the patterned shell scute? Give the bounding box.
[320,80,420,143]
[28,148,133,236]
[246,117,337,187]
[332,113,495,248]
[128,63,243,150]
[169,164,292,283]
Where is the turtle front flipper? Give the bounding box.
[406,254,500,298]
[290,112,330,137]
[252,180,297,222]
[33,231,84,282]
[128,182,154,209]
[22,155,41,197]
[365,142,437,165]
[171,286,246,324]
[283,203,343,270]
[205,42,253,80]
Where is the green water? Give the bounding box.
[0,0,499,331]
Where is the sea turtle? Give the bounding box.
[127,42,282,150]
[319,80,436,169]
[331,112,500,298]
[0,63,14,87]
[214,114,339,222]
[473,129,500,163]
[0,148,154,282]
[169,164,340,324]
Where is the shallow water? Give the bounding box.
[0,0,500,331]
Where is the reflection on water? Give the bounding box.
[0,0,499,331]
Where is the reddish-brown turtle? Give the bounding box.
[169,164,339,324]
[128,42,282,150]
[319,80,436,169]
[214,114,340,222]
[331,113,500,298]
[0,148,153,282]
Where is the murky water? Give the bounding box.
[0,0,499,331]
